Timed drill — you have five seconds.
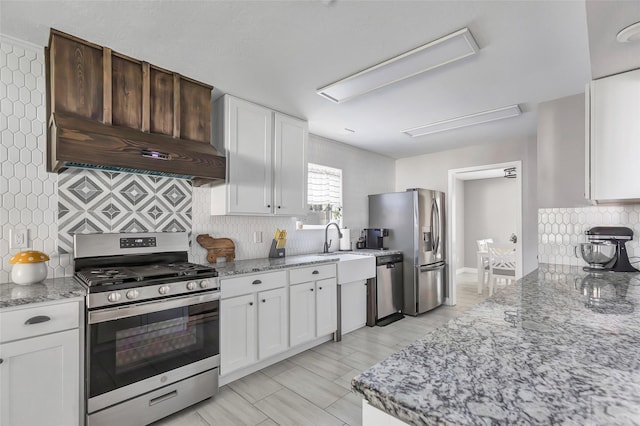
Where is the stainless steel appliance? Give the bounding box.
[369,188,446,315]
[578,226,639,272]
[364,228,389,250]
[74,232,220,426]
[374,253,404,325]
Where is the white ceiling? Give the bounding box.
[0,1,637,159]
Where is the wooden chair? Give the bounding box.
[487,242,516,296]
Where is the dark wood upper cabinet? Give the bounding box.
[49,34,104,121]
[46,29,225,185]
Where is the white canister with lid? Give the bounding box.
[9,250,50,285]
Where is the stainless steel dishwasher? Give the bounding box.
[375,253,404,326]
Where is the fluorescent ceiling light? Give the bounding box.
[317,27,479,103]
[402,105,522,137]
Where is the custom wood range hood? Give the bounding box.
[46,29,225,186]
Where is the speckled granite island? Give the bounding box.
[352,264,640,425]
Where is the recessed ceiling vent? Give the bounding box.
[317,27,479,103]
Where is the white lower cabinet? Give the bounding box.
[220,264,337,381]
[0,299,81,426]
[341,280,368,335]
[316,278,337,337]
[220,270,290,375]
[220,293,257,374]
[290,277,337,347]
[257,287,288,359]
[289,281,317,347]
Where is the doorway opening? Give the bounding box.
[446,161,523,306]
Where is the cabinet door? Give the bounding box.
[226,96,274,214]
[316,278,337,337]
[289,282,316,346]
[590,68,640,200]
[0,329,80,426]
[273,112,308,216]
[341,280,367,335]
[258,287,288,359]
[220,294,257,374]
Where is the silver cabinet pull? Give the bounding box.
[252,280,262,285]
[25,315,50,325]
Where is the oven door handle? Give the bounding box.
[88,292,220,324]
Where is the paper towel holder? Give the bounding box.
[339,227,352,251]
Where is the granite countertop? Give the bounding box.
[213,250,402,277]
[352,263,640,425]
[351,249,403,257]
[0,276,87,310]
[213,254,341,277]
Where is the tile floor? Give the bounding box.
[154,273,488,426]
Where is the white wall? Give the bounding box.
[463,177,518,268]
[396,137,538,275]
[191,134,396,263]
[537,93,590,208]
[454,179,465,270]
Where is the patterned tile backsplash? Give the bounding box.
[57,168,192,253]
[538,206,640,267]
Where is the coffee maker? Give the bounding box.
[364,228,389,250]
[582,227,639,272]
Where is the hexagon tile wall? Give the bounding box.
[0,35,61,283]
[0,35,194,282]
[538,206,640,268]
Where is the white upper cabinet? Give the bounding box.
[273,113,308,215]
[212,95,308,215]
[586,68,640,202]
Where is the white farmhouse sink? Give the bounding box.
[332,253,376,284]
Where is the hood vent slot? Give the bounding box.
[46,29,225,186]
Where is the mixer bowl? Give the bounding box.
[576,242,616,267]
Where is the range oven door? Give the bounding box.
[87,292,220,414]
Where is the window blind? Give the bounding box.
[307,163,342,208]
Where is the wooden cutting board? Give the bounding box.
[196,234,235,263]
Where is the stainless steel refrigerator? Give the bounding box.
[368,188,446,315]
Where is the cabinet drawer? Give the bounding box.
[221,271,287,299]
[289,263,336,285]
[0,300,80,343]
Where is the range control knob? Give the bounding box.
[126,290,139,300]
[199,280,209,289]
[158,286,170,295]
[186,281,197,291]
[107,292,122,303]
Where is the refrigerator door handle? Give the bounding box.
[431,198,440,253]
[419,261,446,272]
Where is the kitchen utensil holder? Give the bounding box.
[269,239,285,258]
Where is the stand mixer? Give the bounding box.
[577,226,639,272]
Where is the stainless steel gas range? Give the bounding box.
[74,232,220,426]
